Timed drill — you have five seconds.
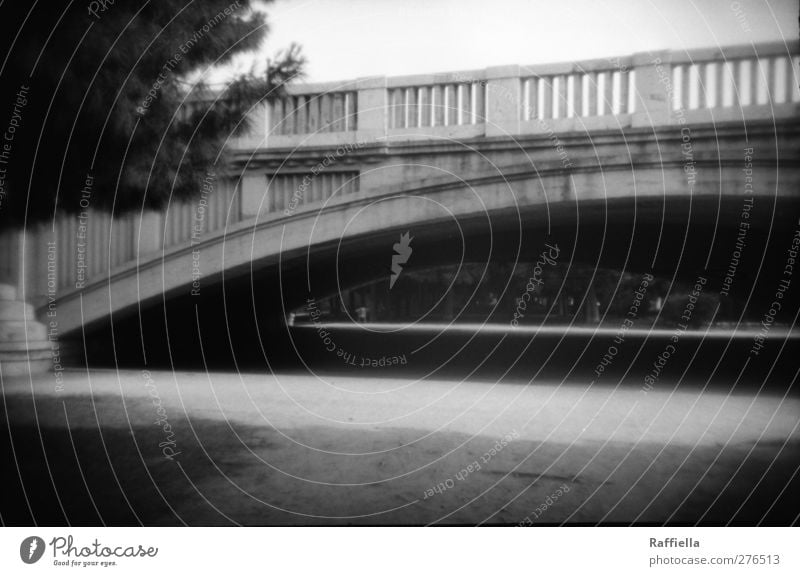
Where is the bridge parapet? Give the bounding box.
[238,41,799,149]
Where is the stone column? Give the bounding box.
[0,228,52,376]
[631,50,672,128]
[355,76,388,144]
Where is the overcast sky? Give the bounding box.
[211,0,798,83]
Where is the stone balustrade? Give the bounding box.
[241,40,798,148]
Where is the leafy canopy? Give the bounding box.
[0,0,304,227]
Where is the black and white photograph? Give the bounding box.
[0,0,798,571]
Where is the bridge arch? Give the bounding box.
[48,146,798,340]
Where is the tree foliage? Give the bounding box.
[0,0,304,227]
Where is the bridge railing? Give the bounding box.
[4,177,242,306]
[236,41,798,149]
[520,57,635,122]
[669,44,798,112]
[270,88,358,135]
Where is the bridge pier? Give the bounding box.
[0,283,51,377]
[0,229,52,376]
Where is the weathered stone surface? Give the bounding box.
[0,283,51,376]
[0,301,35,321]
[0,284,16,301]
[0,320,48,342]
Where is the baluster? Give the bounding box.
[474,82,485,123]
[284,96,297,135]
[266,176,275,212]
[270,176,281,212]
[572,74,583,117]
[554,75,566,119]
[295,175,304,207]
[618,70,628,114]
[729,60,741,108]
[182,202,190,243]
[446,85,458,126]
[694,64,706,109]
[456,83,467,124]
[523,78,534,121]
[753,59,765,105]
[712,62,723,108]
[172,204,181,245]
[680,65,691,110]
[334,172,344,198]
[627,70,636,113]
[306,95,319,134]
[233,179,242,223]
[564,76,572,117]
[406,87,417,128]
[540,77,553,119]
[55,220,64,286]
[736,60,750,106]
[390,89,402,129]
[178,203,187,244]
[296,95,307,133]
[101,212,111,273]
[281,176,291,211]
[418,86,430,127]
[345,92,357,131]
[314,174,328,202]
[124,216,133,265]
[319,94,332,132]
[757,58,770,105]
[332,93,345,131]
[270,98,284,134]
[586,72,597,116]
[602,71,614,115]
[432,85,444,126]
[114,217,123,267]
[83,212,99,277]
[791,57,800,102]
[65,215,78,286]
[288,175,297,210]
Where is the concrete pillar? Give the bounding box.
[632,50,672,127]
[485,65,521,137]
[356,76,387,143]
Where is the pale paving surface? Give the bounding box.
[3,368,798,524]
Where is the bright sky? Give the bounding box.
[214,0,798,83]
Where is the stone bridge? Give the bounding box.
[1,41,798,370]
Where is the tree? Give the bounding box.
[0,0,304,227]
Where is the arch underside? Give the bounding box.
[52,159,798,372]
